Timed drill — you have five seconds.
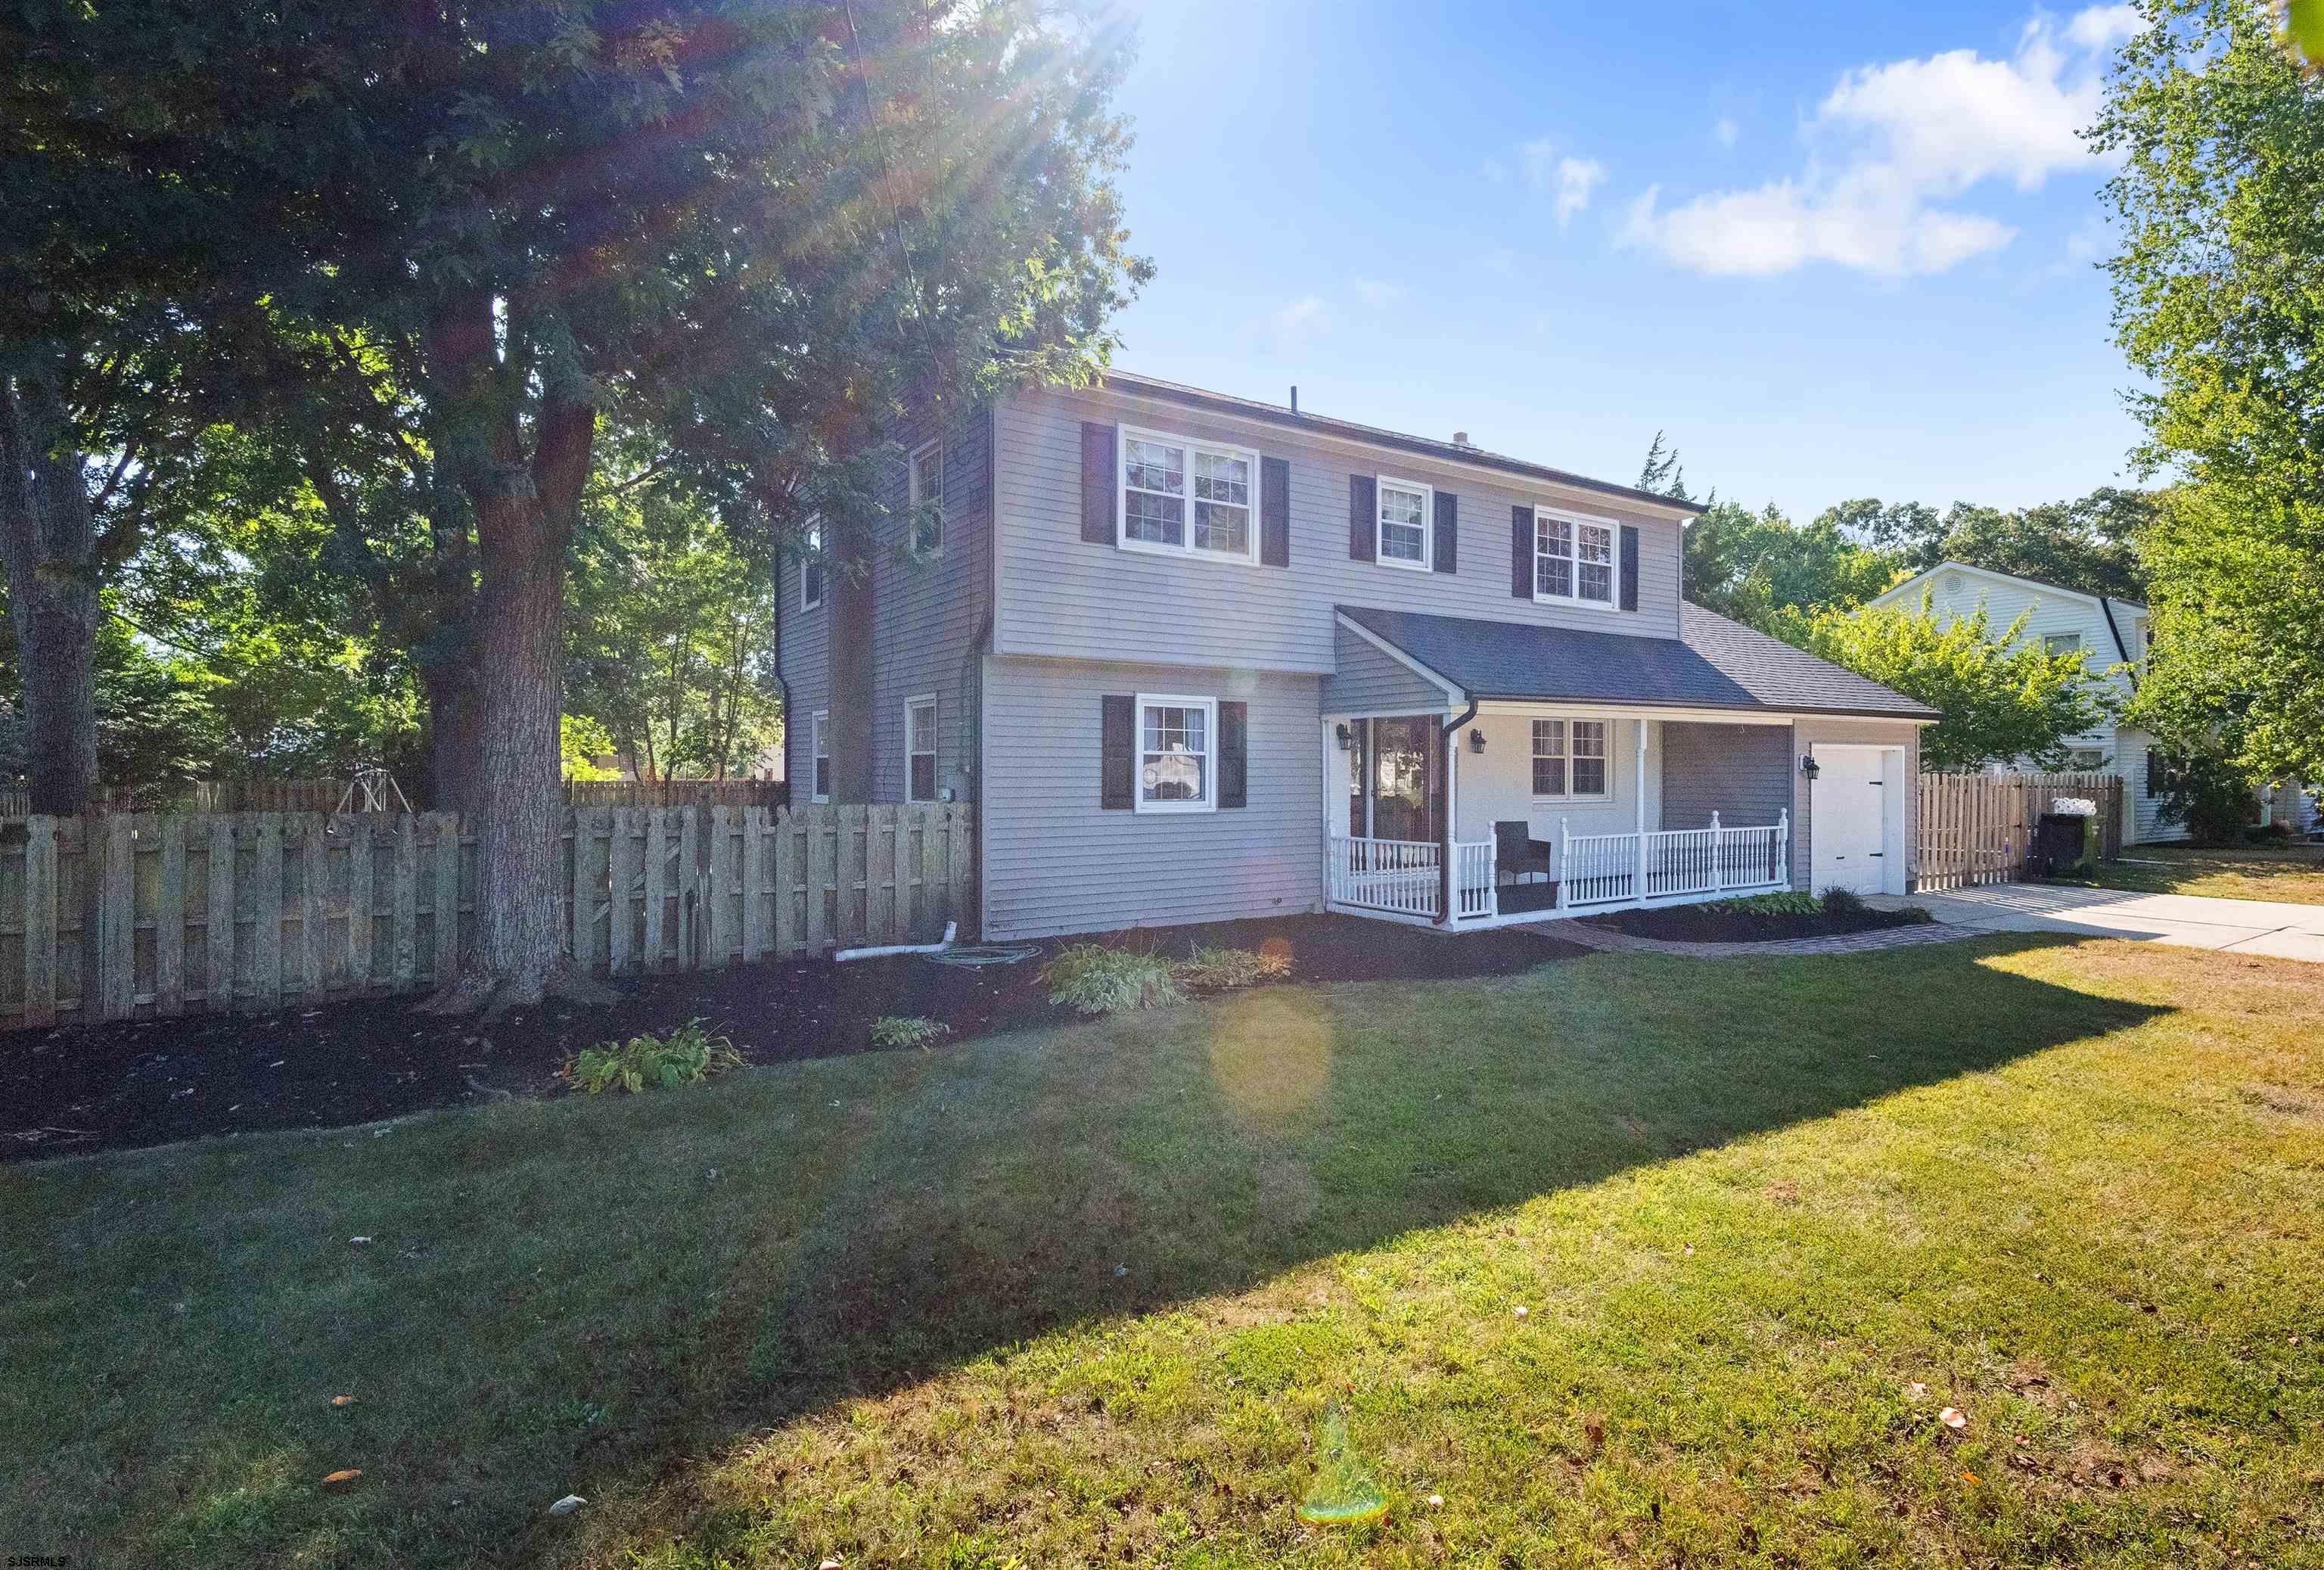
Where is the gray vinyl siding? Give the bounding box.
[1661,723,1791,831]
[992,384,1689,677]
[869,408,991,804]
[1323,622,1453,713]
[1789,717,1924,892]
[778,406,991,804]
[781,547,830,796]
[980,654,1325,940]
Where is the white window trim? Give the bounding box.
[1117,424,1261,566]
[904,692,938,803]
[909,440,943,555]
[809,709,831,804]
[800,518,823,611]
[1532,504,1622,611]
[1529,717,1613,803]
[1132,692,1219,815]
[1375,474,1434,573]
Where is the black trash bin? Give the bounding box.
[2033,812,2090,876]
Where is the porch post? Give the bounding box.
[1440,713,1456,923]
[1634,717,1648,900]
[1556,816,1569,912]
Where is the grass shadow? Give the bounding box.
[2,933,2173,1566]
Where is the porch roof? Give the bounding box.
[1335,602,1940,720]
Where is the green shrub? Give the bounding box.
[1701,891,1821,917]
[870,1015,952,1050]
[1174,944,1293,990]
[1039,944,1185,1015]
[1892,904,1937,925]
[560,1019,742,1096]
[1821,888,1869,918]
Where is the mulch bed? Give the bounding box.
[2,914,1579,1164]
[1583,904,1932,944]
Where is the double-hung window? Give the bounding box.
[909,440,943,555]
[1534,507,1617,607]
[800,519,824,611]
[1376,477,1431,569]
[810,710,831,803]
[1136,694,1216,812]
[1120,427,1257,563]
[906,695,937,803]
[1530,718,1608,800]
[2043,632,2083,658]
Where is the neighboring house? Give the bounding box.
[781,373,1937,940]
[1869,561,2183,844]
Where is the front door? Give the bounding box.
[1367,716,1441,844]
[1811,745,1893,894]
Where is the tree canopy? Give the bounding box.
[1767,595,2117,773]
[2093,0,2324,785]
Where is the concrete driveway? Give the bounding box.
[1871,884,2324,962]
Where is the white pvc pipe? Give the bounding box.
[835,921,957,963]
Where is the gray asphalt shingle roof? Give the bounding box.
[1335,602,1937,720]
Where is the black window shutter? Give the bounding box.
[1432,491,1458,574]
[1620,525,1640,611]
[1260,455,1290,567]
[1100,695,1134,810]
[1348,474,1376,561]
[1511,505,1533,598]
[1081,422,1117,544]
[1218,701,1248,809]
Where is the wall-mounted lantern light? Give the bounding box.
[1800,754,1821,779]
[1468,728,1487,755]
[1334,723,1354,751]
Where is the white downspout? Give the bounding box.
[836,920,957,963]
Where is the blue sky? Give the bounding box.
[1096,0,2145,522]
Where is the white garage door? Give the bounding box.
[1812,745,1897,895]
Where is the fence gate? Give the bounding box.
[1916,772,2124,893]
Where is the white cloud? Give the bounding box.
[1350,276,1404,308]
[2067,3,2145,50]
[1269,295,1330,340]
[1621,5,2126,278]
[1550,157,1606,228]
[1502,137,1609,227]
[1713,116,1740,148]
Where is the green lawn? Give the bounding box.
[6,935,2324,1568]
[2067,841,2324,905]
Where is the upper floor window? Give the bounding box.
[809,710,831,803]
[2043,632,2083,658]
[800,519,824,611]
[1137,694,1216,812]
[1376,477,1432,570]
[1535,507,1617,608]
[909,440,943,555]
[1120,427,1257,564]
[1531,718,1608,800]
[906,695,937,803]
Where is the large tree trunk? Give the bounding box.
[418,661,481,813]
[421,382,605,1015]
[0,376,101,814]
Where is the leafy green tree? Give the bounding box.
[565,457,781,782]
[2155,748,2263,844]
[24,0,1147,1009]
[2093,0,2324,784]
[1636,431,1692,502]
[1767,593,2116,772]
[1685,502,1900,624]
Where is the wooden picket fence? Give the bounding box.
[0,803,971,1028]
[1916,772,2125,892]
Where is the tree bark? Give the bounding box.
[0,375,101,814]
[420,368,606,1015]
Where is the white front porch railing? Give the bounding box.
[1328,835,1499,921]
[1561,811,1790,909]
[1329,817,1788,925]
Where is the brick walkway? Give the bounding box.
[1530,917,1979,960]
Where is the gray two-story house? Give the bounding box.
[780,372,1937,940]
